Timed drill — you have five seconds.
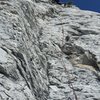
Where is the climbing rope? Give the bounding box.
[61,19,78,100]
[51,15,78,100]
[51,42,78,100]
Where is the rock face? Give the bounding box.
[0,0,100,100]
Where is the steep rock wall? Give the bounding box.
[0,0,100,100]
[0,0,49,100]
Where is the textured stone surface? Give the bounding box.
[0,0,100,100]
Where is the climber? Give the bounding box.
[54,0,73,7]
[55,0,67,6]
[58,0,67,4]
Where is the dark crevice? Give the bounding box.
[71,27,99,36]
[55,22,69,26]
[0,65,9,78]
[16,63,31,89]
[11,50,27,72]
[9,49,31,89]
